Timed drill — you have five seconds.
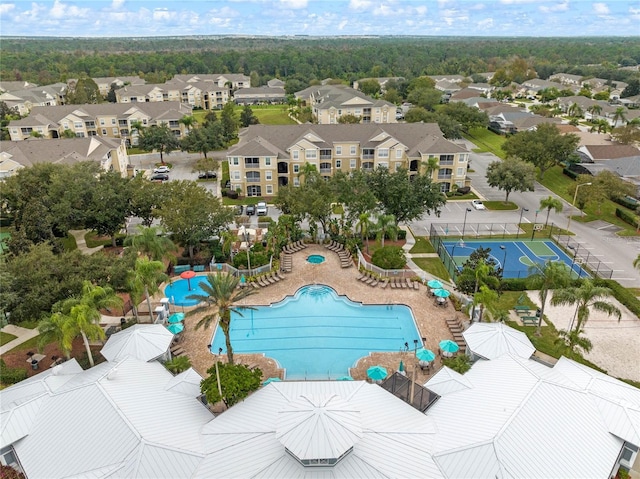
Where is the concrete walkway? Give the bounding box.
[0,324,39,355]
[69,229,104,255]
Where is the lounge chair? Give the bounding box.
[380,279,389,289]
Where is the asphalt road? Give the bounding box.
[409,139,640,288]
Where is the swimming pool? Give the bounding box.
[210,284,421,380]
[164,277,208,307]
[307,254,326,264]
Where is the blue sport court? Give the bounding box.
[210,284,421,380]
[442,239,589,279]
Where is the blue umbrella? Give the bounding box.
[168,312,184,324]
[416,348,436,362]
[336,376,354,381]
[167,323,184,335]
[433,288,451,298]
[439,339,460,354]
[427,279,443,289]
[367,365,388,381]
[263,377,282,386]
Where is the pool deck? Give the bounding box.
[153,244,468,385]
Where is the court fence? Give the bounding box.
[429,223,613,280]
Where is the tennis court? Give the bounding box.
[441,239,589,279]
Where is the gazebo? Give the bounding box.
[100,324,174,362]
[462,322,535,361]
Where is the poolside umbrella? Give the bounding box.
[336,376,354,381]
[240,274,246,286]
[398,360,406,376]
[433,288,451,298]
[263,377,282,386]
[168,312,184,324]
[367,365,388,382]
[180,270,196,291]
[416,348,436,362]
[439,339,460,357]
[427,279,443,289]
[167,323,184,335]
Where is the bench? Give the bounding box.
[193,265,205,272]
[514,305,532,315]
[174,265,191,274]
[521,316,538,326]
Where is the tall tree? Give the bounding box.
[200,362,262,409]
[539,196,564,227]
[551,279,621,332]
[128,258,166,322]
[185,273,257,364]
[527,261,571,335]
[124,226,177,262]
[472,285,499,323]
[486,158,536,202]
[611,107,628,127]
[439,102,489,132]
[358,79,381,96]
[179,115,196,134]
[138,124,180,165]
[356,212,373,253]
[38,312,73,359]
[180,122,225,159]
[239,105,259,127]
[66,76,101,104]
[501,123,579,179]
[220,101,239,142]
[375,214,397,248]
[85,171,131,247]
[555,327,593,359]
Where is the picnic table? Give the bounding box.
[514,305,532,315]
[521,316,538,326]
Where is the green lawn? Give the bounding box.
[0,332,17,346]
[539,166,638,235]
[84,231,126,248]
[409,235,435,254]
[446,192,479,200]
[412,257,451,281]
[247,105,296,125]
[463,127,507,159]
[61,233,77,252]
[484,201,518,210]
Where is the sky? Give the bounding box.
[0,0,639,37]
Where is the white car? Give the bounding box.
[471,200,486,210]
[256,201,268,216]
[153,166,170,174]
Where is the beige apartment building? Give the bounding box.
[227,124,470,197]
[295,85,397,124]
[116,82,230,110]
[8,102,192,144]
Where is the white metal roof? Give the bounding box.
[462,322,535,360]
[164,367,204,397]
[100,324,173,362]
[424,366,472,396]
[197,381,442,478]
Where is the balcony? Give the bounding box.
[319,167,332,174]
[319,154,332,160]
[437,174,452,180]
[362,154,374,160]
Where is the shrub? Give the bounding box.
[593,278,640,318]
[563,168,578,180]
[613,195,639,210]
[227,190,239,199]
[500,278,530,291]
[371,246,406,270]
[442,354,470,374]
[397,230,407,240]
[615,208,638,227]
[0,359,28,385]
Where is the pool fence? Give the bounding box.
[356,248,416,279]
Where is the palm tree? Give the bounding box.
[185,273,257,364]
[38,312,73,360]
[527,261,571,336]
[164,355,192,374]
[422,156,440,177]
[612,107,627,127]
[473,285,499,323]
[128,258,167,322]
[179,115,196,134]
[567,102,583,118]
[356,212,373,253]
[473,259,499,294]
[586,104,602,120]
[555,327,593,359]
[551,279,621,332]
[375,214,397,248]
[634,254,640,271]
[539,196,563,227]
[124,226,177,262]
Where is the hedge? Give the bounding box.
[593,279,640,318]
[615,207,639,227]
[500,278,529,291]
[563,168,578,180]
[613,195,639,210]
[0,359,28,385]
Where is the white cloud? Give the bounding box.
[630,6,640,19]
[593,2,610,15]
[50,0,90,20]
[500,0,538,4]
[0,3,15,15]
[415,5,427,15]
[349,0,372,9]
[540,1,569,13]
[338,19,348,30]
[153,7,171,21]
[469,3,486,10]
[477,17,494,28]
[280,0,307,8]
[111,0,125,9]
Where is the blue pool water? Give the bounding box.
[164,277,209,307]
[307,254,326,264]
[210,284,421,380]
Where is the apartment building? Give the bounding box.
[116,81,231,110]
[0,83,68,116]
[0,136,130,179]
[294,85,397,124]
[7,102,192,144]
[226,124,470,197]
[170,73,251,90]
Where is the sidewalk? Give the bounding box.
[69,229,103,255]
[0,324,39,355]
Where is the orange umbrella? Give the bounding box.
[180,270,196,290]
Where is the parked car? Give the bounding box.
[234,205,244,215]
[198,171,217,179]
[256,201,268,216]
[153,166,170,174]
[246,204,256,215]
[471,199,486,210]
[150,173,169,182]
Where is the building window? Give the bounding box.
[292,150,299,160]
[378,161,388,169]
[63,122,69,129]
[350,146,356,155]
[266,185,273,194]
[293,177,300,186]
[336,159,341,168]
[102,129,107,135]
[266,171,272,180]
[459,153,468,163]
[457,167,464,176]
[112,128,118,135]
[378,148,389,158]
[100,119,105,126]
[439,154,454,165]
[111,119,116,125]
[246,171,261,183]
[396,149,403,159]
[305,149,317,160]
[233,171,240,180]
[244,157,259,168]
[293,164,300,174]
[350,159,357,169]
[395,162,402,171]
[439,182,450,193]
[336,146,342,155]
[231,157,239,166]
[265,157,271,166]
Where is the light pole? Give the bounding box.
[530,209,540,241]
[566,182,592,232]
[500,244,507,276]
[243,230,252,276]
[516,208,529,239]
[461,207,472,239]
